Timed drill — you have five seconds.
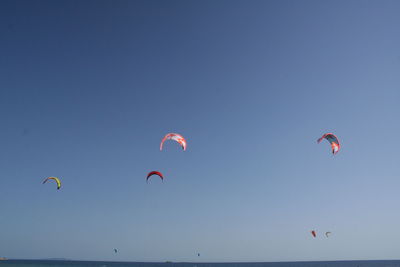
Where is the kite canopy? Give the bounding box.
[311,230,316,238]
[325,232,331,238]
[147,171,164,182]
[42,177,61,190]
[160,133,186,151]
[114,249,118,253]
[317,133,340,155]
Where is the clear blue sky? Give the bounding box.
[0,0,399,262]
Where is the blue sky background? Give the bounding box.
[0,0,400,262]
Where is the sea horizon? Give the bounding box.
[2,259,400,266]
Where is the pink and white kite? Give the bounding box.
[160,133,187,151]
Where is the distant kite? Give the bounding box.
[42,177,61,190]
[160,133,186,151]
[317,133,340,155]
[325,232,331,238]
[311,230,316,238]
[147,171,164,182]
[114,249,118,253]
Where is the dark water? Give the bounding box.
[1,260,400,267]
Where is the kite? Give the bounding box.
[311,230,316,238]
[42,177,61,190]
[325,232,331,238]
[160,133,186,151]
[147,171,164,182]
[317,133,340,155]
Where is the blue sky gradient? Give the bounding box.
[0,0,400,262]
